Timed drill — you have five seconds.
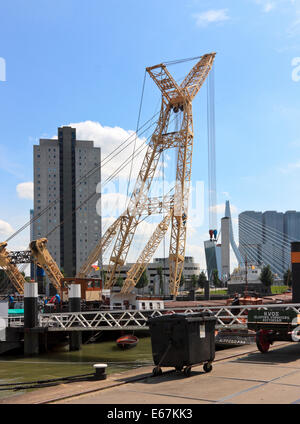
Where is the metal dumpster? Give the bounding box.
[148,312,216,377]
[248,306,300,353]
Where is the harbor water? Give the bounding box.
[0,334,153,400]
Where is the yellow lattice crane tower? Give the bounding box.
[1,54,215,298]
[104,53,216,297]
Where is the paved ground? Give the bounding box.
[2,341,300,404]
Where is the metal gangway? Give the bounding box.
[6,303,300,332]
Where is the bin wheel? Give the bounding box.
[153,366,162,376]
[203,362,213,373]
[183,366,192,377]
[256,330,270,353]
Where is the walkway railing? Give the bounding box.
[6,303,300,332]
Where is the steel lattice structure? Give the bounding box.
[0,54,215,297]
[104,53,216,296]
[7,303,300,332]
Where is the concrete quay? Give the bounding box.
[2,341,300,404]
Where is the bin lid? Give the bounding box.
[148,311,216,324]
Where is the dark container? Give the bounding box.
[291,241,300,303]
[148,312,216,375]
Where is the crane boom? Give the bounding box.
[76,215,123,278]
[180,53,216,100]
[104,101,172,288]
[0,242,25,294]
[105,54,216,296]
[15,54,215,299]
[168,53,216,296]
[30,238,63,292]
[121,211,172,294]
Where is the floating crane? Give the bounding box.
[0,54,216,299]
[104,53,216,297]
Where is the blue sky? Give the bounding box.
[0,0,300,269]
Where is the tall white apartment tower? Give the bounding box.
[32,126,101,278]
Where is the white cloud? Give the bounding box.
[222,191,230,199]
[279,159,300,173]
[193,9,230,27]
[287,10,300,36]
[0,219,14,238]
[264,3,275,11]
[290,139,300,147]
[257,1,276,12]
[63,121,148,182]
[254,0,295,12]
[209,203,238,216]
[100,192,130,218]
[16,182,34,200]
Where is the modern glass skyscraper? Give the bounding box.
[239,210,300,278]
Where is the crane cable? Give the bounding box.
[126,70,147,199]
[4,70,188,245]
[4,110,160,243]
[164,55,203,66]
[207,65,217,232]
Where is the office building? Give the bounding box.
[103,256,201,295]
[238,210,300,278]
[32,126,101,279]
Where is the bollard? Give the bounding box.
[68,283,82,351]
[93,363,107,380]
[291,242,300,303]
[204,280,210,300]
[24,282,39,355]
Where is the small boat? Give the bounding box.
[116,334,139,349]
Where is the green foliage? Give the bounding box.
[283,269,292,288]
[198,271,207,289]
[271,285,289,294]
[180,273,185,287]
[115,276,124,287]
[136,270,149,289]
[156,266,163,294]
[212,269,221,287]
[191,274,198,288]
[260,265,274,287]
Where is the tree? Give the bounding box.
[283,269,292,288]
[156,266,163,294]
[115,276,123,287]
[136,270,149,289]
[198,271,207,289]
[212,269,221,288]
[191,274,198,289]
[260,265,274,288]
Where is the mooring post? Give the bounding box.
[68,283,82,351]
[291,242,300,303]
[204,279,210,301]
[24,281,39,356]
